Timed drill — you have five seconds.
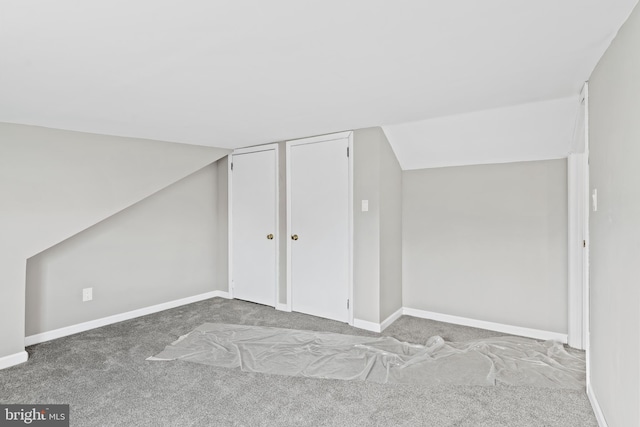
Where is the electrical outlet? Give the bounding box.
[82,288,93,302]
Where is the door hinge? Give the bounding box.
[347,299,350,309]
[347,147,349,157]
[583,240,586,248]
[230,162,233,171]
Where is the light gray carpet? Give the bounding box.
[0,298,596,426]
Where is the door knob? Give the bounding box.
[267,234,274,240]
[291,234,299,241]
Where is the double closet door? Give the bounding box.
[230,133,352,323]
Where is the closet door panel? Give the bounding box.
[289,138,349,322]
[232,149,277,306]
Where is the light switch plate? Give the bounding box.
[361,200,369,212]
[592,189,598,212]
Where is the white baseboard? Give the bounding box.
[214,290,232,300]
[353,318,381,333]
[402,307,568,343]
[354,306,566,342]
[380,308,403,332]
[0,350,28,370]
[353,308,404,333]
[25,290,229,347]
[276,303,291,312]
[587,382,608,427]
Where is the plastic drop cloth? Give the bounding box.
[147,323,585,388]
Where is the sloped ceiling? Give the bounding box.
[0,123,229,259]
[0,1,637,153]
[384,97,579,170]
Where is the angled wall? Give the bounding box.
[353,127,402,326]
[0,123,229,366]
[0,123,228,259]
[588,2,640,425]
[25,162,225,336]
[383,97,578,170]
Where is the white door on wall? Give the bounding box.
[231,146,278,307]
[287,133,351,323]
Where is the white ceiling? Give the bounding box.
[0,1,637,153]
[384,97,579,170]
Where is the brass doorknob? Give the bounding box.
[267,234,274,240]
[291,234,299,241]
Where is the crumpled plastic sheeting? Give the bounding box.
[147,323,585,388]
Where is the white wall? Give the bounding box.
[353,127,403,324]
[25,163,223,336]
[402,159,568,333]
[383,97,578,170]
[0,123,228,363]
[588,2,640,425]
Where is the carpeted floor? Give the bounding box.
[0,298,596,426]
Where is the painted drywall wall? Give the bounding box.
[353,129,382,323]
[378,135,403,321]
[402,159,568,333]
[353,127,402,324]
[216,156,229,292]
[0,122,228,363]
[0,123,228,259]
[383,97,578,170]
[0,257,27,359]
[588,2,640,425]
[25,163,221,335]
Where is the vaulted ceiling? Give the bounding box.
[1,1,637,158]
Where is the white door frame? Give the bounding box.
[228,143,280,305]
[567,82,589,351]
[581,82,591,388]
[567,153,587,349]
[285,131,354,325]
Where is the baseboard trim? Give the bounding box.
[353,308,403,334]
[0,350,29,370]
[587,382,608,427]
[380,308,403,332]
[276,303,291,312]
[353,318,381,333]
[355,307,566,342]
[402,308,568,342]
[25,290,229,347]
[213,290,232,300]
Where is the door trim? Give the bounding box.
[567,83,590,351]
[285,132,354,325]
[228,143,280,305]
[581,81,592,390]
[568,153,587,350]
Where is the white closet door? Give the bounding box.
[232,149,277,306]
[289,137,349,322]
